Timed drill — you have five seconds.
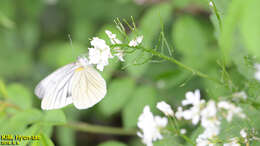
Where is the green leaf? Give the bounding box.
[43,110,66,125]
[219,0,244,63]
[0,109,42,135]
[6,83,32,109]
[240,0,260,59]
[98,140,127,146]
[0,11,15,29]
[98,77,136,117]
[173,15,215,70]
[19,124,42,146]
[122,85,157,128]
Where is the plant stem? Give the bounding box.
[210,0,222,30]
[63,122,137,136]
[169,117,196,146]
[114,44,222,85]
[0,100,21,111]
[0,80,8,99]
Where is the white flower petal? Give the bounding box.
[156,101,174,116]
[129,35,143,47]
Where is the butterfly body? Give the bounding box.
[35,56,107,110]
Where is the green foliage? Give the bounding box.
[98,77,136,117]
[122,85,157,128]
[173,15,216,70]
[241,0,260,59]
[1,0,260,145]
[43,110,66,125]
[6,83,32,109]
[98,140,127,146]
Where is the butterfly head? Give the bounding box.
[76,56,89,67]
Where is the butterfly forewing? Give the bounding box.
[35,63,79,110]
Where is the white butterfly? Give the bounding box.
[35,56,107,110]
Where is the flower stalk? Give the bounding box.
[63,122,137,136]
[112,44,223,85]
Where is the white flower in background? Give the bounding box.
[240,129,248,143]
[180,129,186,134]
[223,138,240,146]
[254,64,260,81]
[129,35,143,47]
[181,90,205,125]
[156,101,174,116]
[88,37,113,71]
[240,129,247,138]
[201,100,217,119]
[137,106,168,146]
[182,105,201,125]
[200,101,220,137]
[182,89,205,106]
[105,30,124,61]
[209,1,213,7]
[105,30,122,44]
[218,101,246,122]
[233,91,247,100]
[175,106,183,120]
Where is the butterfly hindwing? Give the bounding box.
[72,66,107,109]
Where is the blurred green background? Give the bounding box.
[1,0,260,145]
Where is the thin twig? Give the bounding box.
[0,100,21,111]
[63,122,137,136]
[113,44,223,85]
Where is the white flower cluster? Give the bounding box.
[88,37,113,71]
[175,90,246,146]
[87,30,143,71]
[137,106,168,146]
[218,101,246,122]
[137,90,248,146]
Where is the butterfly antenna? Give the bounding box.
[68,34,76,57]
